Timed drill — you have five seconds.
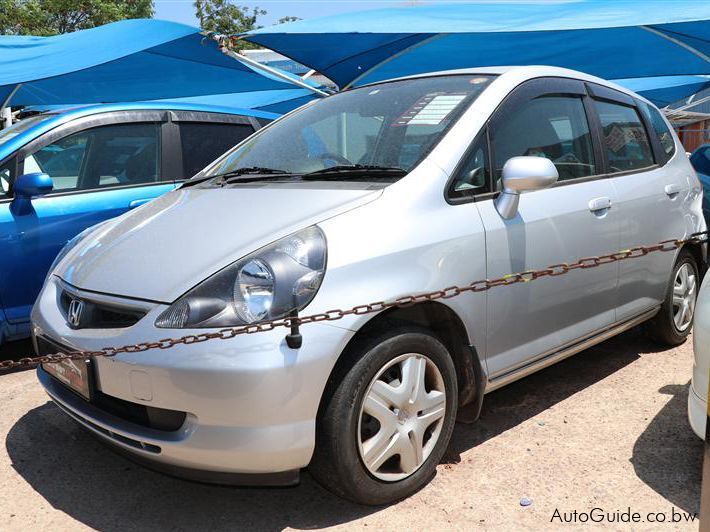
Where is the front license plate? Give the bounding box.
[43,358,93,400]
[38,334,94,401]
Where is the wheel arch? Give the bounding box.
[317,301,486,422]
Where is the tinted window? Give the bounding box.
[638,101,676,160]
[206,75,495,179]
[179,122,254,178]
[25,123,160,192]
[593,100,654,173]
[493,95,596,183]
[450,134,489,196]
[691,146,710,176]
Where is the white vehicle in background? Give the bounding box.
[689,275,710,439]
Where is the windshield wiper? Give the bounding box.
[181,167,291,188]
[301,165,407,180]
[211,167,294,185]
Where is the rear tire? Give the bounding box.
[647,249,699,346]
[309,328,458,505]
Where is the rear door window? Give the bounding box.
[592,100,654,173]
[179,122,254,179]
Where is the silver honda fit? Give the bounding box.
[32,66,705,504]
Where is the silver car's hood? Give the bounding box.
[57,184,382,302]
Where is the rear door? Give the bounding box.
[588,86,688,319]
[0,111,174,323]
[464,78,621,379]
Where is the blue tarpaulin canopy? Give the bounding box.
[616,76,710,107]
[0,18,314,107]
[245,1,710,89]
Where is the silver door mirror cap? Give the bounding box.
[501,156,559,192]
[495,156,559,219]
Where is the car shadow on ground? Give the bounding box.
[630,382,704,514]
[447,328,654,459]
[4,328,696,530]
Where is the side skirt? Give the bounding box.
[484,307,659,394]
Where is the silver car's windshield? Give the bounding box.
[202,74,495,181]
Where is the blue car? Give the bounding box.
[0,102,277,345]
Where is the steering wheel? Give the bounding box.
[318,152,353,167]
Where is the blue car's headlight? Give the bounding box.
[155,226,327,329]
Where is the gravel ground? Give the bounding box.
[0,328,703,531]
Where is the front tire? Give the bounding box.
[647,249,699,346]
[310,329,458,505]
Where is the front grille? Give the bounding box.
[35,334,73,356]
[59,290,145,329]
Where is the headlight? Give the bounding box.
[155,226,327,328]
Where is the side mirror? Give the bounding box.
[495,156,558,219]
[13,172,53,199]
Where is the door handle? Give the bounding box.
[128,198,151,209]
[588,197,612,213]
[664,184,681,198]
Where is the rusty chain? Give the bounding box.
[1,231,708,373]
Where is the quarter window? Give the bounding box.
[450,134,489,197]
[179,122,254,179]
[593,100,654,173]
[492,95,596,183]
[24,123,160,192]
[0,158,12,198]
[638,101,676,160]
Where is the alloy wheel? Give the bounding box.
[673,262,697,332]
[357,353,447,482]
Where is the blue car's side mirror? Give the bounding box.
[14,172,53,199]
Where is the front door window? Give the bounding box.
[25,123,160,192]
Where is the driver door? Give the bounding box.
[473,78,621,380]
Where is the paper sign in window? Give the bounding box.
[395,93,467,127]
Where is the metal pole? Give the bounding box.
[0,83,21,129]
[666,95,710,116]
[207,34,330,98]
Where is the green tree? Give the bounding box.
[194,0,265,45]
[276,16,300,24]
[0,0,153,35]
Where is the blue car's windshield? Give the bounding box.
[0,114,54,146]
[202,74,495,181]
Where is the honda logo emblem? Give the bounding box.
[67,299,84,328]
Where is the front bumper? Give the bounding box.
[33,276,354,480]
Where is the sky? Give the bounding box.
[154,1,437,27]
